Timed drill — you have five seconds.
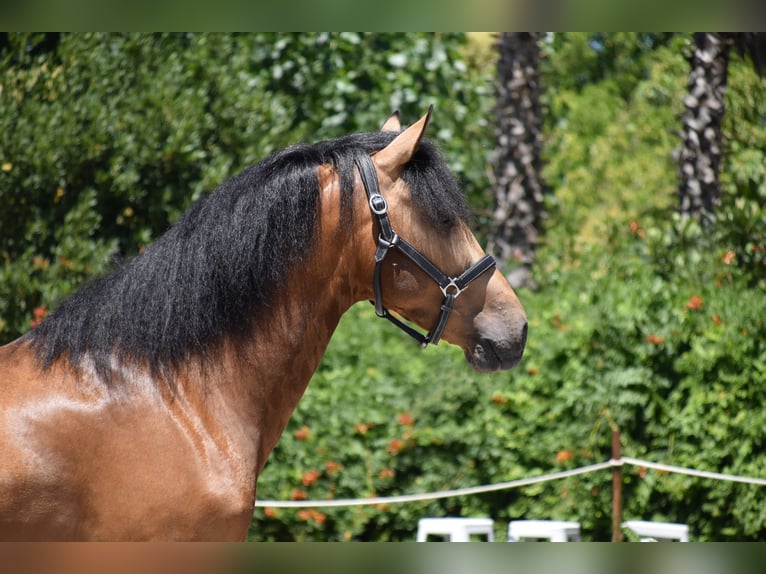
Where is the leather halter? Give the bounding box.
[355,153,497,347]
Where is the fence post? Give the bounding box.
[612,428,623,542]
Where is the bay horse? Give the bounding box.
[0,108,527,540]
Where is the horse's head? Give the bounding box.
[361,108,527,372]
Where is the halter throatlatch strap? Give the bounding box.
[355,153,496,347]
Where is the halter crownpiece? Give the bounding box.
[355,153,497,347]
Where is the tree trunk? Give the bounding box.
[487,32,546,290]
[676,33,733,225]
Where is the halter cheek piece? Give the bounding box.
[355,153,496,347]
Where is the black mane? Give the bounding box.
[27,131,471,384]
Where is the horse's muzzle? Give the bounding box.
[466,321,527,373]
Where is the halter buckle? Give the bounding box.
[369,194,388,215]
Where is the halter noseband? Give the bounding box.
[355,153,496,347]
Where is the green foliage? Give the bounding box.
[718,52,766,290]
[543,33,677,101]
[542,36,688,255]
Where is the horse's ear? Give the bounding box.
[373,105,433,179]
[380,110,401,132]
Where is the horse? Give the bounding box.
[0,108,527,540]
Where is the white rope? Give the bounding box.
[254,456,766,509]
[254,461,615,508]
[621,456,766,486]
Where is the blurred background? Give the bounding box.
[1,32,764,541]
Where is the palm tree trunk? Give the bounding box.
[676,33,734,225]
[487,32,546,289]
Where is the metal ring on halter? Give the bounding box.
[440,279,463,299]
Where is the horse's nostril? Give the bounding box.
[520,321,528,348]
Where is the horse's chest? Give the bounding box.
[5,397,256,540]
[81,406,256,539]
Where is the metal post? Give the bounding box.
[612,428,623,542]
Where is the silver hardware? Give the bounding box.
[440,279,462,298]
[369,194,388,215]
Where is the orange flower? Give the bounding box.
[301,469,321,487]
[30,306,48,328]
[378,468,395,479]
[686,295,704,311]
[387,438,405,455]
[32,256,49,269]
[722,251,736,265]
[294,425,310,441]
[397,412,414,426]
[629,220,645,238]
[646,334,665,345]
[325,460,342,475]
[491,393,507,405]
[290,489,308,501]
[297,509,311,521]
[297,509,326,525]
[555,449,573,464]
[312,510,327,525]
[263,507,279,519]
[354,422,373,435]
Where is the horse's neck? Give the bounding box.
[199,211,371,474]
